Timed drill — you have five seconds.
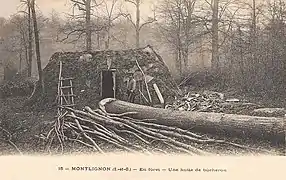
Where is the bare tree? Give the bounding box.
[211,0,219,72]
[101,0,121,49]
[123,0,156,48]
[250,0,258,88]
[47,10,63,41]
[57,0,106,51]
[156,0,206,77]
[86,0,92,52]
[31,0,44,93]
[70,0,92,52]
[192,0,243,76]
[27,0,33,77]
[10,15,28,72]
[18,0,33,77]
[1,15,33,79]
[224,0,285,98]
[0,18,19,81]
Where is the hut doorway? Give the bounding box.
[101,69,116,99]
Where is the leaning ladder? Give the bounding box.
[57,61,76,116]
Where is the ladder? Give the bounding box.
[57,61,76,116]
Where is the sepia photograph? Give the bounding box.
[0,0,285,176]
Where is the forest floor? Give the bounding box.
[0,92,285,156]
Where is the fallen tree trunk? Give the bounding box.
[101,99,285,142]
[45,105,277,155]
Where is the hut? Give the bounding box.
[28,46,180,110]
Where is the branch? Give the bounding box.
[92,0,105,7]
[67,31,85,44]
[70,112,104,153]
[111,13,123,22]
[56,29,85,42]
[120,13,136,28]
[17,10,29,16]
[74,3,86,11]
[125,0,137,6]
[0,126,23,155]
[218,0,237,20]
[66,13,86,20]
[139,18,157,31]
[71,0,85,6]
[219,7,241,48]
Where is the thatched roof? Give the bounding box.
[28,46,179,110]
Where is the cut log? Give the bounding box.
[101,99,285,142]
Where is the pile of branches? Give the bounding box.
[166,91,260,114]
[41,106,268,155]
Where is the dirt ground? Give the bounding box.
[0,97,54,155]
[0,96,285,156]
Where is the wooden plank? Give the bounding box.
[59,104,76,107]
[59,94,76,97]
[60,78,69,104]
[60,86,73,89]
[57,61,63,115]
[153,83,164,104]
[70,80,75,105]
[60,77,74,81]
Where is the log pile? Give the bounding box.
[41,100,278,155]
[166,91,262,115]
[27,47,179,110]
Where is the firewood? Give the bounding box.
[43,101,276,155]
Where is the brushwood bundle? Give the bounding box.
[41,104,270,155]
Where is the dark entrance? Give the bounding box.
[101,69,116,99]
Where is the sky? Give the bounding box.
[0,0,156,19]
[0,0,70,18]
[0,0,267,22]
